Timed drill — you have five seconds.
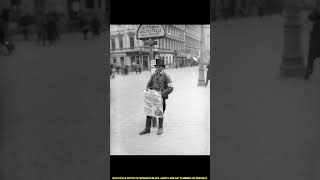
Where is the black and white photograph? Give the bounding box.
[110,24,210,155]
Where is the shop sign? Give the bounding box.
[137,25,165,40]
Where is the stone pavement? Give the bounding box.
[110,66,210,155]
[213,12,320,180]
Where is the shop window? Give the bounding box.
[131,56,135,65]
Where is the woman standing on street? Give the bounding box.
[305,6,320,80]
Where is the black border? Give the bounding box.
[110,0,210,24]
[109,0,212,180]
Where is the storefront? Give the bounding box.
[176,52,187,67]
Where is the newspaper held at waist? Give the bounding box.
[144,90,163,118]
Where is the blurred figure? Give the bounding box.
[90,15,101,39]
[1,9,10,43]
[0,16,5,45]
[51,12,60,42]
[80,14,90,40]
[19,13,33,40]
[205,64,210,87]
[5,41,15,55]
[46,14,57,46]
[257,0,265,19]
[35,14,48,46]
[305,7,320,80]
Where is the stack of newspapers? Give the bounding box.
[144,89,163,118]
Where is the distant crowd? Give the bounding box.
[213,1,268,21]
[0,8,102,55]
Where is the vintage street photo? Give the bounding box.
[110,25,210,155]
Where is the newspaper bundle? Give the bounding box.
[144,89,163,118]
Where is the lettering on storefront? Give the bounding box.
[137,25,165,40]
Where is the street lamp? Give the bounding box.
[198,25,206,86]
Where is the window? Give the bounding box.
[111,39,115,50]
[131,56,135,65]
[119,37,123,49]
[129,36,134,49]
[86,0,94,9]
[167,26,171,34]
[113,58,117,64]
[98,0,102,8]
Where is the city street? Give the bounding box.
[213,12,320,180]
[0,33,108,179]
[110,66,210,155]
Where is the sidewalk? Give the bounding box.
[213,13,320,180]
[110,66,210,155]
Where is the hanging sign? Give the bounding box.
[137,25,165,40]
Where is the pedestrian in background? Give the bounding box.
[90,15,101,39]
[35,14,47,46]
[51,12,60,42]
[80,15,90,40]
[139,59,174,135]
[46,14,57,46]
[305,6,320,80]
[0,16,5,46]
[19,13,33,41]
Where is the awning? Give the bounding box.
[192,57,198,62]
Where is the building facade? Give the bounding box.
[110,25,196,70]
[185,25,201,66]
[203,25,210,64]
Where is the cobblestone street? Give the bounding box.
[110,66,210,155]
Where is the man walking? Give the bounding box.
[139,59,174,135]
